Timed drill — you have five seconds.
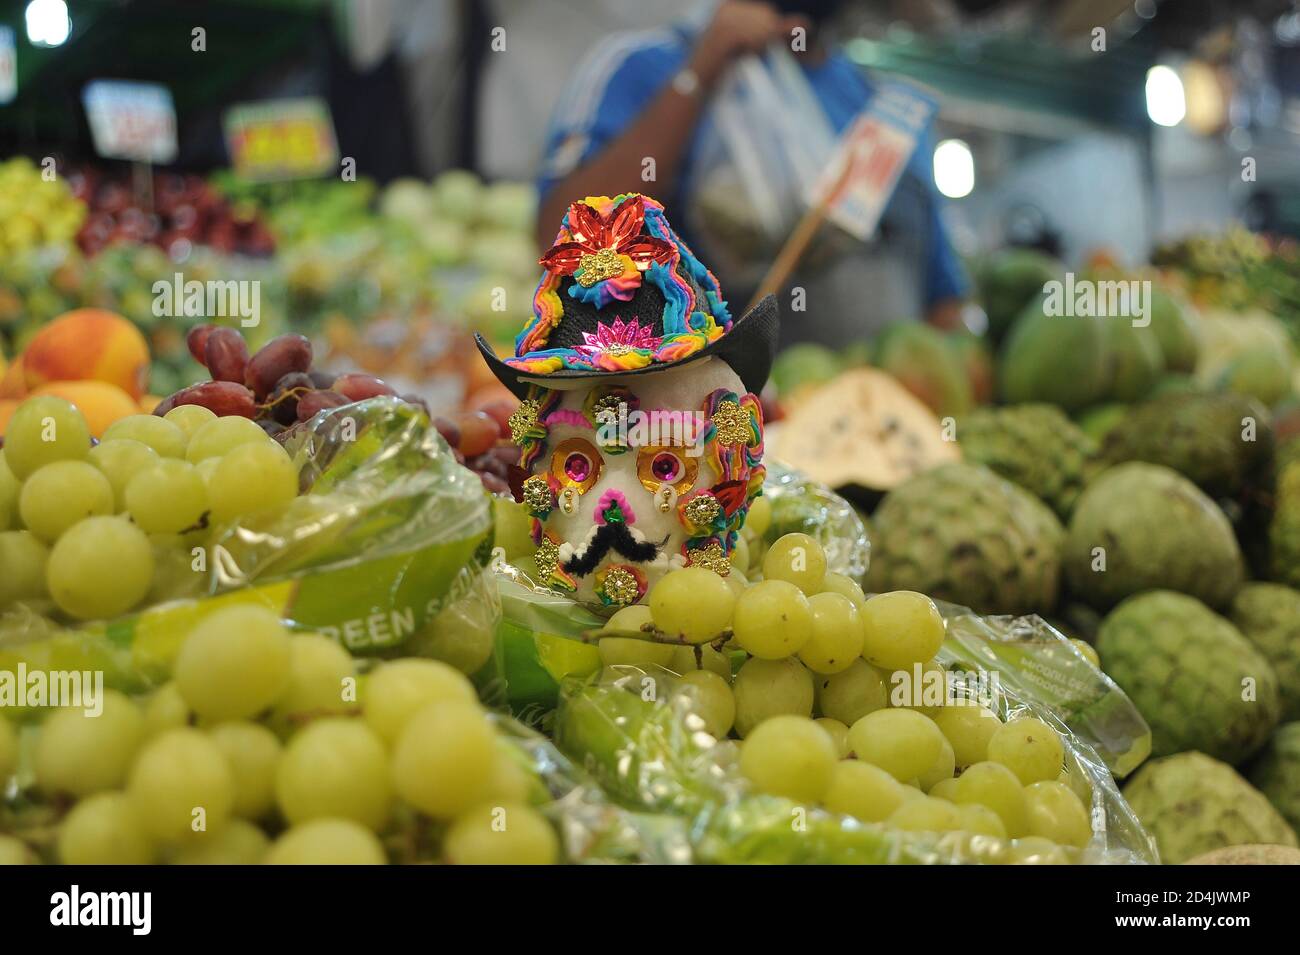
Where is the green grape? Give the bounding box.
[732,656,814,737]
[103,414,187,459]
[174,605,291,720]
[0,715,17,779]
[0,834,36,865]
[163,403,217,440]
[185,415,266,463]
[1070,638,1100,668]
[822,759,906,821]
[3,396,91,480]
[1023,780,1092,849]
[1006,836,1072,865]
[264,818,386,865]
[725,568,749,599]
[848,709,945,782]
[950,761,1028,838]
[739,714,837,803]
[761,532,827,593]
[987,716,1064,784]
[648,567,735,644]
[363,658,477,744]
[918,737,956,791]
[815,717,850,757]
[391,700,497,818]
[125,459,209,533]
[208,721,282,820]
[933,703,1002,767]
[957,803,1008,839]
[126,728,234,845]
[732,579,813,659]
[745,495,772,537]
[884,658,951,716]
[275,718,392,831]
[46,516,153,620]
[19,460,114,542]
[887,795,962,832]
[485,745,535,804]
[676,669,735,738]
[443,802,559,865]
[599,603,653,637]
[208,440,298,524]
[58,792,155,865]
[172,819,269,865]
[929,777,961,801]
[797,592,863,674]
[146,532,204,604]
[598,636,675,668]
[0,451,21,529]
[730,534,751,574]
[815,659,889,726]
[34,690,145,797]
[0,530,50,605]
[143,682,191,737]
[272,633,357,721]
[196,457,220,487]
[89,438,160,510]
[860,590,946,670]
[413,597,496,675]
[819,571,867,613]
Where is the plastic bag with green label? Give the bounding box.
[0,398,497,706]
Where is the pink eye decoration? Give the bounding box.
[651,452,682,483]
[636,445,698,494]
[550,437,602,493]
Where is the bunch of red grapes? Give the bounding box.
[155,324,518,492]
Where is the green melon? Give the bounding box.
[998,301,1110,412]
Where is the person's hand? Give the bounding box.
[688,2,807,88]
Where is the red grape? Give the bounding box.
[245,334,312,399]
[187,324,217,366]
[480,473,509,495]
[266,372,314,425]
[158,380,257,418]
[204,327,250,383]
[296,389,350,422]
[479,400,517,438]
[456,412,498,457]
[432,416,460,449]
[308,370,335,390]
[332,373,396,401]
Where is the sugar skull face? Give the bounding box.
[510,358,765,608]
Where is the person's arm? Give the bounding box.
[536,1,802,247]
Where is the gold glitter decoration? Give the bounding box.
[508,399,541,443]
[590,392,623,424]
[683,494,721,527]
[522,475,553,513]
[576,248,624,287]
[688,541,731,577]
[600,566,640,606]
[711,400,751,446]
[534,538,560,582]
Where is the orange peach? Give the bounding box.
[30,380,140,437]
[22,309,151,400]
[138,394,163,415]
[0,354,27,400]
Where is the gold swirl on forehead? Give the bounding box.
[635,445,699,494]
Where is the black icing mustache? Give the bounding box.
[562,522,661,576]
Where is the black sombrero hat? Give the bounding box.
[475,193,778,399]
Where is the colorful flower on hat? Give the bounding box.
[540,195,677,290]
[572,317,662,372]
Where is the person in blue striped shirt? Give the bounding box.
[535,1,968,342]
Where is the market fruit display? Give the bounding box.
[871,321,973,417]
[1,607,560,865]
[865,463,1063,615]
[974,248,1062,342]
[956,404,1097,519]
[998,306,1110,411]
[1271,442,1300,589]
[1248,722,1300,835]
[1097,591,1279,764]
[1063,463,1244,610]
[1123,752,1297,864]
[0,157,86,256]
[1230,584,1300,721]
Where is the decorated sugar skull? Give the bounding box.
[475,194,779,607]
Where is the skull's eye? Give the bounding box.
[636,446,698,494]
[550,437,601,493]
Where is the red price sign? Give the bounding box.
[225,98,339,182]
[82,80,178,164]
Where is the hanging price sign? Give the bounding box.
[224,97,339,182]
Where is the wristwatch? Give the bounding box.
[671,67,702,99]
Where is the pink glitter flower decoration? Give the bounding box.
[574,317,662,362]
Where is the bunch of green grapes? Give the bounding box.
[0,395,302,622]
[606,530,1094,862]
[0,604,560,865]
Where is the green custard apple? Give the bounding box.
[1098,591,1279,763]
[1271,441,1300,589]
[1125,752,1297,864]
[1249,722,1300,835]
[1231,583,1300,722]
